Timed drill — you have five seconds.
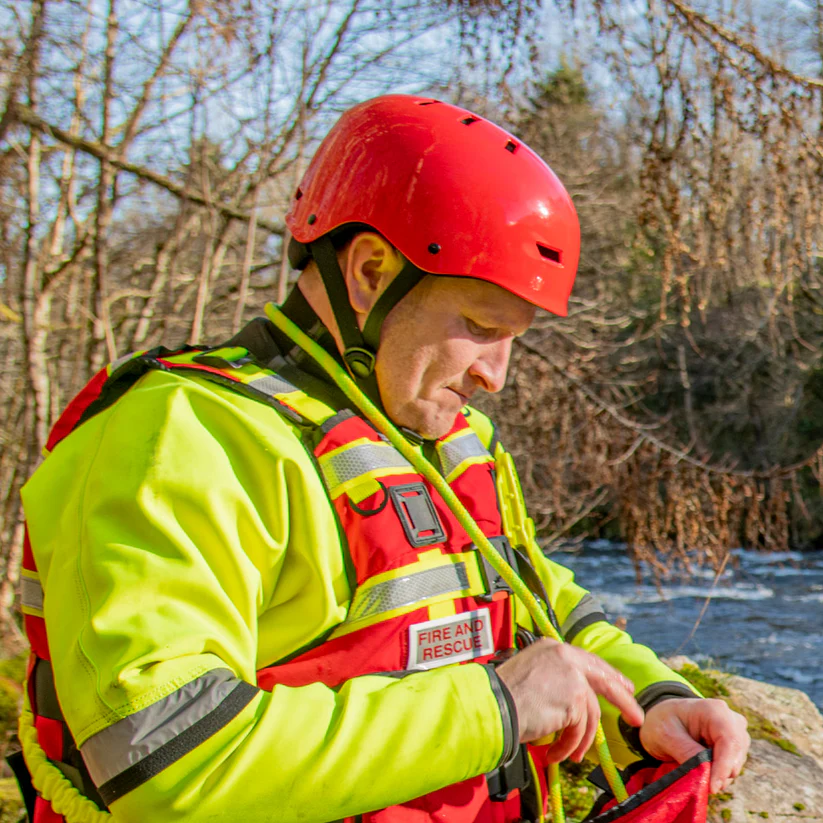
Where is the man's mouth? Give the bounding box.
[448,387,471,404]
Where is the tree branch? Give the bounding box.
[11,102,284,234]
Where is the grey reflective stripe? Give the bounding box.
[81,669,258,804]
[320,442,412,491]
[437,432,490,478]
[561,593,607,642]
[347,562,471,623]
[21,576,43,612]
[248,374,298,396]
[109,352,137,373]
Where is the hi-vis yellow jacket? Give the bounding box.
[20,313,697,823]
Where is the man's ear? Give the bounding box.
[344,233,404,321]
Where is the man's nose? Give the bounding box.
[468,339,513,394]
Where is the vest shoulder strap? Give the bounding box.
[46,345,341,455]
[155,347,339,430]
[461,405,498,454]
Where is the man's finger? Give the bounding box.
[587,664,643,727]
[570,689,600,763]
[709,732,747,793]
[545,721,585,764]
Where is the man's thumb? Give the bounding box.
[664,722,706,764]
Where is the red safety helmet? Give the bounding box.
[285,94,580,380]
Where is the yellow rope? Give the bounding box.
[265,305,630,815]
[18,691,112,822]
[527,753,547,823]
[548,763,565,823]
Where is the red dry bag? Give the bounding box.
[584,750,712,822]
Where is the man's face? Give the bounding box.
[375,276,536,439]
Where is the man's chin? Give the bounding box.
[391,405,459,442]
[415,410,462,441]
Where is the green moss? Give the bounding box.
[675,664,801,757]
[676,664,730,699]
[0,653,26,744]
[771,737,800,755]
[0,777,25,823]
[0,656,27,687]
[709,789,734,822]
[794,802,806,811]
[558,760,598,820]
[758,812,769,819]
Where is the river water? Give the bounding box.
[546,541,823,709]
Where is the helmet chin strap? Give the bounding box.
[308,235,426,395]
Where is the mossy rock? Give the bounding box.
[676,665,800,756]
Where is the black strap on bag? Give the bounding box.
[7,748,35,821]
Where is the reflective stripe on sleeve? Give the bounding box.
[81,669,258,806]
[436,429,493,483]
[20,573,44,616]
[561,593,607,643]
[318,439,413,498]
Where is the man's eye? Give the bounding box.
[466,319,494,338]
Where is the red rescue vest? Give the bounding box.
[21,345,549,823]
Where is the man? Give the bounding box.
[19,95,748,823]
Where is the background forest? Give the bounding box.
[3,0,823,649]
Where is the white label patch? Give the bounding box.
[407,608,494,670]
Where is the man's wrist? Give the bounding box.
[619,682,701,758]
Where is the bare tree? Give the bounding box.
[0,0,539,640]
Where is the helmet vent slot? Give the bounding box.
[505,140,518,153]
[461,116,479,125]
[537,243,562,264]
[417,100,439,106]
[295,187,303,200]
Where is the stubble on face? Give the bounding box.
[374,276,535,439]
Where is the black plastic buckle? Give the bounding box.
[476,535,516,600]
[486,743,531,801]
[390,483,446,547]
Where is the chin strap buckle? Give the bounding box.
[344,346,376,378]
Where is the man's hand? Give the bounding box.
[639,698,750,794]
[496,638,644,763]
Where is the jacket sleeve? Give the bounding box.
[484,431,700,768]
[21,371,514,822]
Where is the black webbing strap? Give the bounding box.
[485,743,531,801]
[361,259,426,351]
[7,750,35,820]
[310,236,377,378]
[513,549,564,638]
[310,236,364,354]
[309,236,428,389]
